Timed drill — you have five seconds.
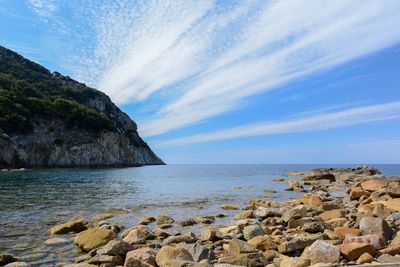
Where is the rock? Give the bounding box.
[356,252,374,264]
[139,216,156,225]
[323,229,342,240]
[92,213,113,220]
[96,239,133,256]
[124,247,158,267]
[280,257,310,267]
[220,204,240,210]
[177,218,196,227]
[377,254,400,263]
[163,235,196,246]
[264,188,277,193]
[272,178,285,182]
[227,239,257,255]
[157,215,175,225]
[155,246,193,267]
[333,227,361,237]
[89,254,123,265]
[178,241,215,262]
[155,228,171,239]
[361,179,388,191]
[243,225,265,241]
[359,217,394,240]
[343,234,385,250]
[287,218,313,229]
[44,237,69,246]
[349,188,371,200]
[278,233,323,254]
[219,226,239,236]
[193,216,215,224]
[301,221,330,233]
[282,205,307,222]
[378,245,400,256]
[247,235,277,251]
[3,262,30,267]
[384,198,400,212]
[254,207,282,219]
[0,254,18,266]
[301,173,335,182]
[199,229,221,242]
[340,243,375,261]
[218,253,262,267]
[74,228,116,252]
[319,209,344,221]
[49,215,91,235]
[123,229,146,245]
[301,195,324,206]
[234,210,254,220]
[301,240,340,264]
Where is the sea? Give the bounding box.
[0,164,399,266]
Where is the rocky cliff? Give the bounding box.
[0,46,164,168]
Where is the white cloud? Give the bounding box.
[159,101,400,145]
[27,0,57,18]
[42,1,400,137]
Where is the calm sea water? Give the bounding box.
[0,164,399,266]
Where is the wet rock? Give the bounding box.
[359,217,394,240]
[157,215,175,225]
[49,215,91,235]
[45,237,69,246]
[220,204,240,210]
[243,225,265,241]
[89,254,123,265]
[319,209,344,221]
[163,235,196,246]
[0,254,18,266]
[333,227,361,237]
[301,173,335,182]
[155,228,171,239]
[124,247,157,267]
[96,239,133,256]
[264,188,277,193]
[356,252,374,264]
[234,210,254,220]
[155,246,193,267]
[93,213,113,220]
[139,216,156,225]
[301,240,340,265]
[177,218,196,227]
[74,228,116,252]
[343,234,385,250]
[247,235,277,251]
[340,243,375,261]
[4,262,30,267]
[278,233,323,254]
[193,216,215,224]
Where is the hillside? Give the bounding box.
[0,45,164,167]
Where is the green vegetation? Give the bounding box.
[0,46,116,134]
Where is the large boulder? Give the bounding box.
[48,215,91,235]
[301,240,340,264]
[74,228,116,252]
[359,217,394,241]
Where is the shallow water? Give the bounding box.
[0,164,399,266]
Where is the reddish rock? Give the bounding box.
[340,243,376,261]
[334,227,362,237]
[361,179,388,192]
[349,188,371,200]
[343,234,386,250]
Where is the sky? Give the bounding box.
[1,0,400,164]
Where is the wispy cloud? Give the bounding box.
[159,101,400,145]
[22,1,400,138]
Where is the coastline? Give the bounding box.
[2,165,400,266]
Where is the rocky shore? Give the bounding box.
[2,166,400,267]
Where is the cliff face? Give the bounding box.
[0,46,163,168]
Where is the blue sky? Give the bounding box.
[1,0,400,163]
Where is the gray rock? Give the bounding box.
[243,225,265,241]
[96,239,133,256]
[359,217,394,241]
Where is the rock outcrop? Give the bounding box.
[0,46,163,168]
